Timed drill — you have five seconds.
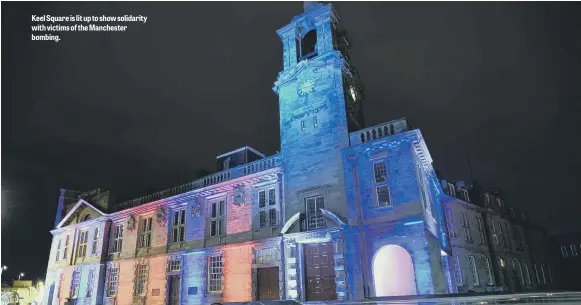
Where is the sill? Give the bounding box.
[375,205,395,210]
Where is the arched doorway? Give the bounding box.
[372,245,417,297]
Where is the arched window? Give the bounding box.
[83,215,91,221]
[300,30,318,60]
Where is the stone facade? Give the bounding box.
[441,180,555,293]
[41,3,553,305]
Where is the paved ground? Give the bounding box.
[303,292,581,305]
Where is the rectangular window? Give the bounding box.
[63,235,70,260]
[86,269,95,297]
[77,231,89,258]
[171,210,186,243]
[209,200,225,237]
[259,191,266,208]
[268,189,276,206]
[445,208,456,238]
[139,218,153,248]
[91,228,99,255]
[110,224,124,254]
[468,255,479,286]
[208,254,223,293]
[373,162,387,183]
[490,222,499,245]
[454,256,463,286]
[524,262,532,285]
[313,116,318,128]
[135,263,148,296]
[476,217,486,244]
[376,185,392,207]
[168,260,182,273]
[461,213,473,243]
[255,248,280,264]
[106,265,119,297]
[301,120,306,131]
[306,195,326,230]
[55,239,61,262]
[258,188,277,229]
[374,162,392,207]
[459,189,470,202]
[71,270,81,297]
[447,183,456,197]
[483,257,494,285]
[517,260,525,285]
[416,163,432,212]
[561,245,569,257]
[571,244,578,257]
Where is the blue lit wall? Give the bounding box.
[342,129,449,295]
[181,251,206,305]
[274,4,351,230]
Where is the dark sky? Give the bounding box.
[2,2,580,281]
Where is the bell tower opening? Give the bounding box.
[298,29,318,61]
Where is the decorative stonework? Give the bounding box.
[126,214,136,232]
[155,207,167,226]
[190,200,202,219]
[233,185,246,206]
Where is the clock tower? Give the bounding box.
[273,2,364,232]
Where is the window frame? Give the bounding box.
[524,261,532,285]
[208,200,225,238]
[561,245,569,257]
[86,269,95,298]
[63,235,70,260]
[77,230,89,258]
[134,263,148,296]
[517,260,525,285]
[483,256,494,285]
[468,255,480,286]
[570,244,578,257]
[106,265,119,297]
[71,269,81,298]
[171,210,186,244]
[453,256,463,286]
[257,187,278,229]
[207,254,224,293]
[461,213,473,243]
[374,161,392,208]
[55,238,61,262]
[445,208,457,239]
[109,224,124,254]
[305,195,326,230]
[476,217,486,244]
[91,228,99,255]
[139,217,153,248]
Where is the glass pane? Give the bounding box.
[259,191,266,208]
[268,189,276,206]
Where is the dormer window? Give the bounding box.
[446,183,456,197]
[459,189,470,202]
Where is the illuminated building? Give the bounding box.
[41,3,552,305]
[441,180,555,293]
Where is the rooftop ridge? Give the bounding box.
[113,153,281,211]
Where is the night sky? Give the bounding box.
[2,2,580,281]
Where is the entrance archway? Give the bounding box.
[372,245,417,297]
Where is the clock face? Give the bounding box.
[298,80,315,95]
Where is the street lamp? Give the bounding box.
[2,266,7,271]
[18,272,24,280]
